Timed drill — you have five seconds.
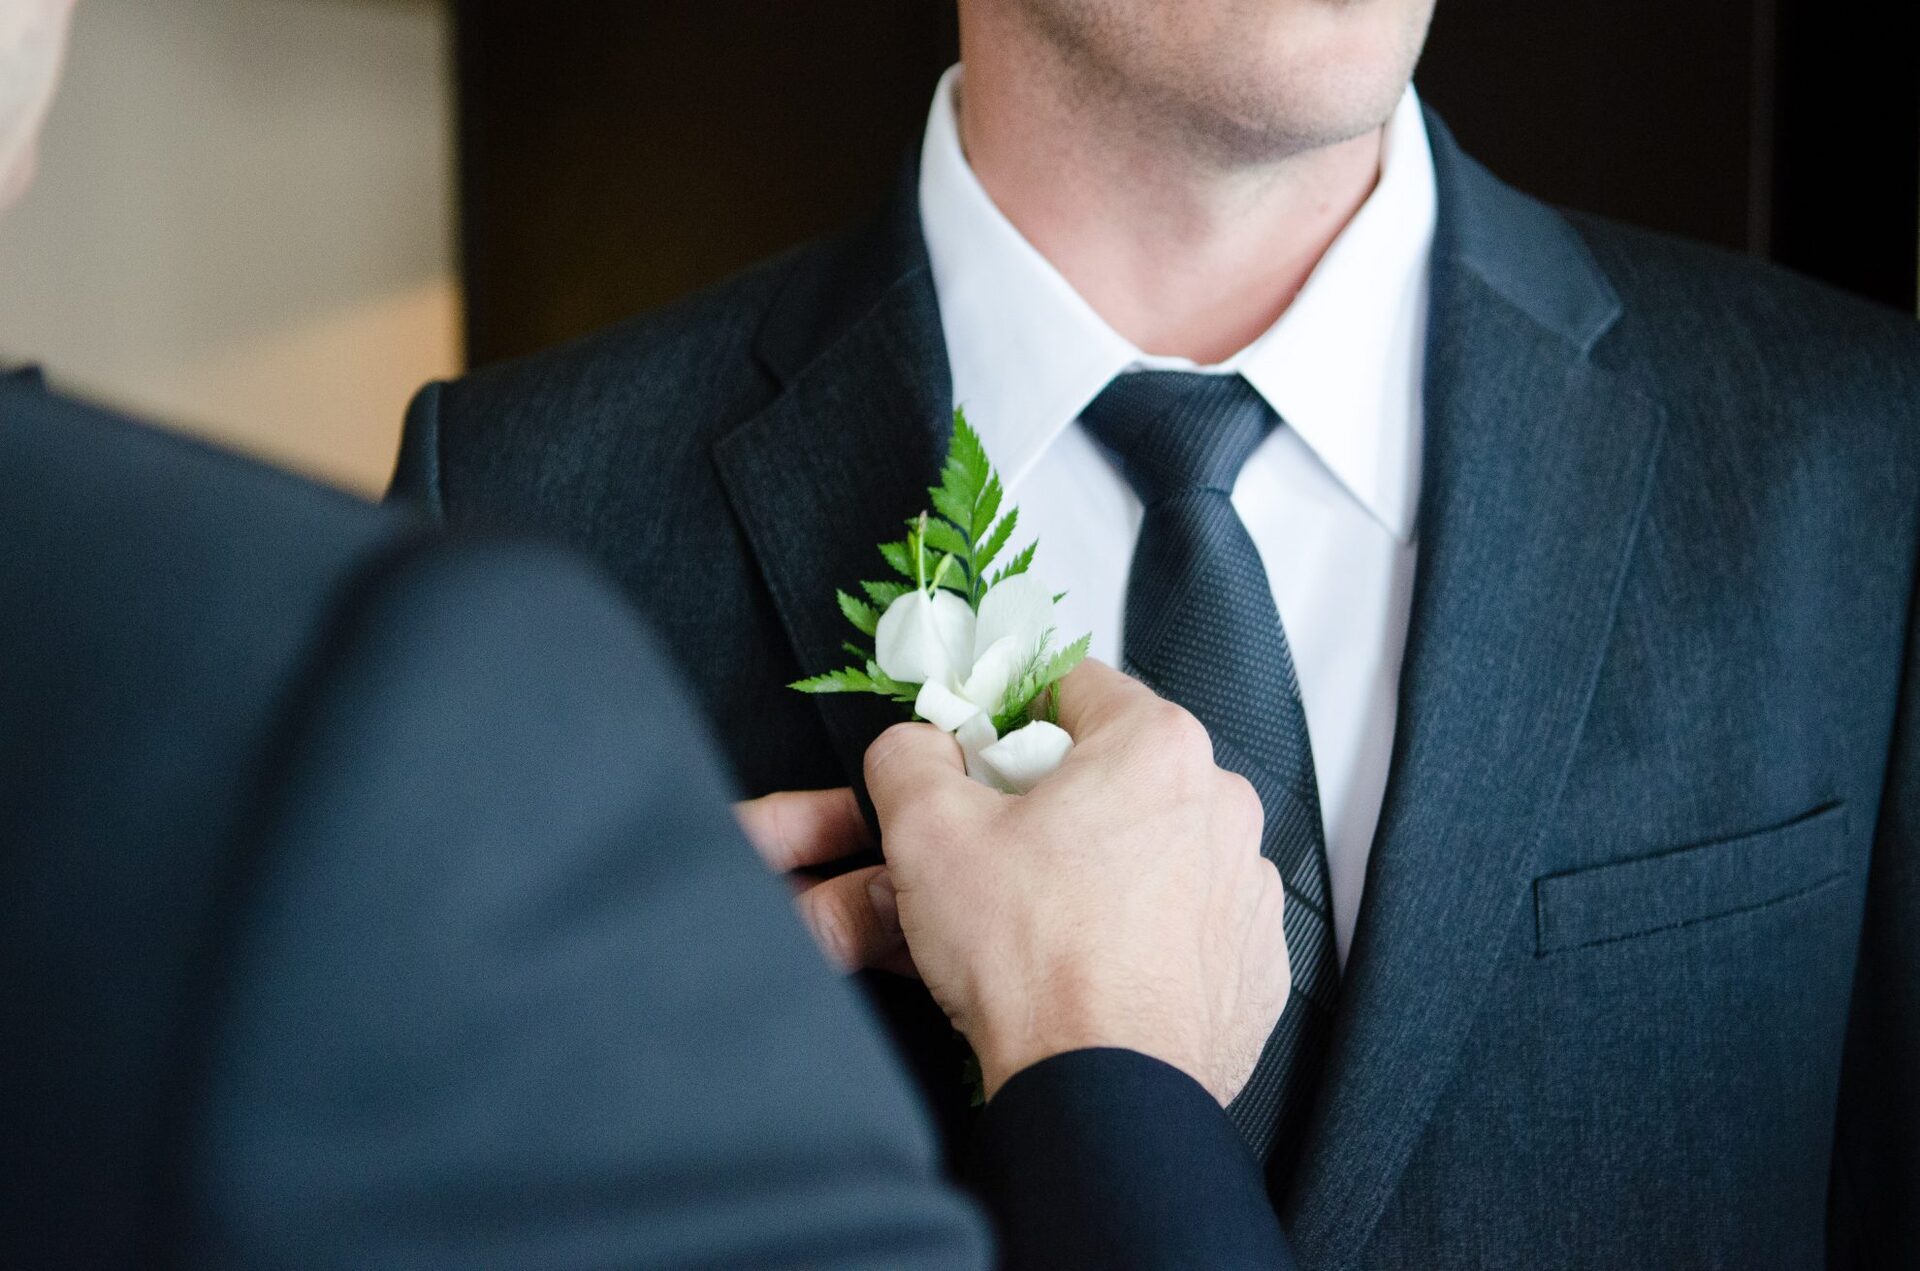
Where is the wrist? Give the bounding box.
[971,1000,1211,1104]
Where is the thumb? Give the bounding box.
[863,721,979,829]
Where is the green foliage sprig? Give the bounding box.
[790,409,1087,723]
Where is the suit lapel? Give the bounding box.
[1282,120,1667,1268]
[713,171,954,789]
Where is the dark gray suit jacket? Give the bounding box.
[392,115,1920,1268]
[1,386,1293,1269]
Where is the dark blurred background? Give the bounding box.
[454,0,1920,368]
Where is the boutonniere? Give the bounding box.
[792,410,1090,793]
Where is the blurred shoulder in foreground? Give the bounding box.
[0,381,988,1269]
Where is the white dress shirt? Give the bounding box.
[918,67,1437,965]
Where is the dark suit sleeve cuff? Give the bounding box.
[967,1048,1295,1270]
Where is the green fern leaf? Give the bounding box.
[990,542,1037,588]
[790,666,880,694]
[1041,632,1091,684]
[922,517,972,562]
[837,590,879,637]
[930,485,972,531]
[878,540,914,580]
[861,579,912,608]
[971,474,1003,542]
[945,409,991,498]
[974,508,1017,576]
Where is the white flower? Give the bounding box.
[874,573,1075,792]
[973,718,1074,793]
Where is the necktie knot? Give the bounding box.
[1080,371,1278,506]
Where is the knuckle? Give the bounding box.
[1261,857,1286,902]
[1259,863,1290,929]
[863,723,923,786]
[1219,773,1265,838]
[1217,769,1257,811]
[1150,701,1213,760]
[1161,700,1205,743]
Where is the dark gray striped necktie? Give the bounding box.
[1081,371,1339,1187]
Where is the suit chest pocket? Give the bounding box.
[1533,802,1850,956]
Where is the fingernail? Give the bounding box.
[867,872,900,937]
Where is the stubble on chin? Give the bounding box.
[1005,0,1428,168]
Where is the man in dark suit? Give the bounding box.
[391,0,1920,1266]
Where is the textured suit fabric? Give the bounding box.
[1080,372,1339,1177]
[391,111,1920,1269]
[0,387,989,1268]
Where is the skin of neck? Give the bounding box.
[955,10,1386,364]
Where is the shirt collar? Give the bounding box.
[918,66,1435,542]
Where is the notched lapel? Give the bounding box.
[713,255,952,795]
[1284,122,1667,1270]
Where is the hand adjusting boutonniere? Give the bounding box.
[792,410,1091,793]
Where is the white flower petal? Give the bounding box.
[979,720,1074,794]
[915,679,981,733]
[954,714,1009,791]
[974,573,1056,663]
[961,635,1026,715]
[874,589,975,686]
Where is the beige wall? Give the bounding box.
[0,0,457,495]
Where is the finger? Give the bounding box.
[793,863,905,972]
[863,722,977,827]
[863,870,920,979]
[1051,657,1159,739]
[734,787,873,873]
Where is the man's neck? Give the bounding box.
[954,45,1384,365]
